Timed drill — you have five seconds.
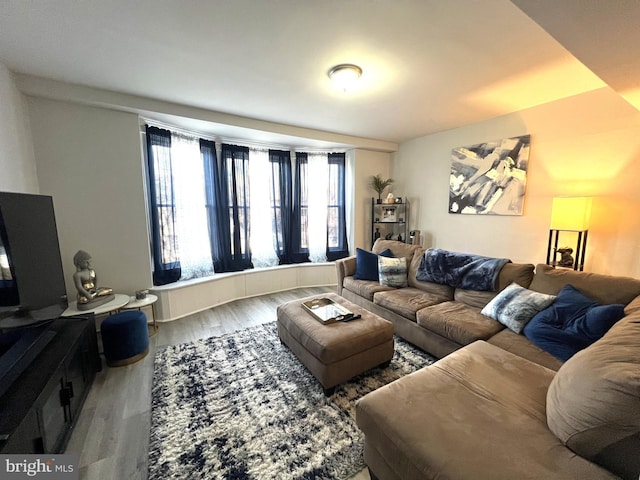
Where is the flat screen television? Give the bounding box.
[0,191,68,327]
[0,192,70,397]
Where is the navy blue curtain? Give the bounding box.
[200,139,233,272]
[269,150,309,264]
[145,125,181,285]
[219,144,253,271]
[269,150,292,263]
[327,153,349,260]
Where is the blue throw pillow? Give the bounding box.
[523,284,625,362]
[353,248,392,281]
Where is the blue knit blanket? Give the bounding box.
[416,248,510,291]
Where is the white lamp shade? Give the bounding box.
[550,197,592,231]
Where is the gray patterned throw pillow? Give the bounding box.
[481,282,556,333]
[378,256,408,288]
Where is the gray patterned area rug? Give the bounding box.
[148,322,434,480]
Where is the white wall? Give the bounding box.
[0,62,38,193]
[27,97,153,301]
[352,149,392,250]
[393,86,640,277]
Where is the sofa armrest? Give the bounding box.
[335,255,356,295]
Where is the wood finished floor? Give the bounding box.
[65,286,370,480]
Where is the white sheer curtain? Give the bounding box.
[147,123,345,282]
[249,148,279,267]
[171,134,214,279]
[307,153,329,262]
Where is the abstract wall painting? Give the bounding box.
[449,134,530,215]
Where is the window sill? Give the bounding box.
[149,262,336,321]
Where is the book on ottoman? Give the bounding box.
[302,297,361,324]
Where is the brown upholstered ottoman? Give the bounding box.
[277,293,394,395]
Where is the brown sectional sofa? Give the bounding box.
[335,240,640,479]
[336,239,562,369]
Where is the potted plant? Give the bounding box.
[370,174,394,203]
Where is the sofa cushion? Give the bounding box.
[624,294,640,315]
[487,329,563,371]
[453,288,496,308]
[411,279,455,298]
[408,250,456,299]
[372,239,422,265]
[481,282,557,334]
[416,301,505,345]
[496,262,536,290]
[546,311,640,479]
[523,285,625,361]
[407,246,425,282]
[453,263,535,309]
[356,341,615,480]
[342,277,394,301]
[353,247,392,281]
[378,256,408,288]
[530,264,640,305]
[373,288,449,322]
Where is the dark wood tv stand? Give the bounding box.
[0,315,101,453]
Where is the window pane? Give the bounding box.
[327,206,338,247]
[159,206,178,264]
[171,136,214,279]
[300,206,309,249]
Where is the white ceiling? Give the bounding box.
[0,0,627,146]
[512,0,640,113]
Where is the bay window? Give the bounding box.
[145,124,349,284]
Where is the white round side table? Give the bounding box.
[121,294,159,336]
[62,293,130,317]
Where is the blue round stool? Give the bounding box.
[101,310,149,366]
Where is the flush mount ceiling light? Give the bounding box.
[328,64,363,92]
